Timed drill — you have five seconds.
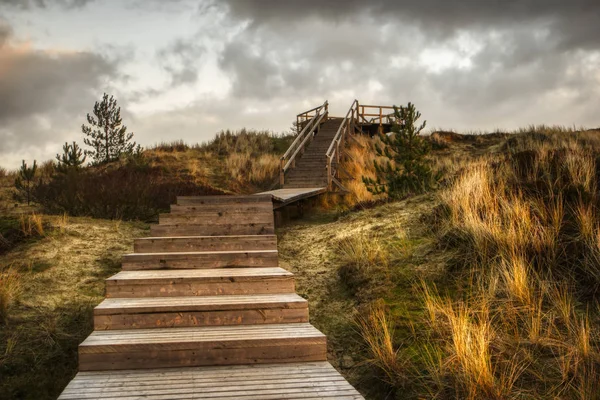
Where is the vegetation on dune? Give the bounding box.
[4,89,599,399]
[14,160,38,206]
[82,93,139,164]
[364,102,436,200]
[351,128,600,399]
[0,214,148,399]
[147,129,293,195]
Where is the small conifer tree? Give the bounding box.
[363,102,434,199]
[56,141,87,173]
[82,93,136,164]
[14,160,37,205]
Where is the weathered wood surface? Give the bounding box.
[122,249,279,270]
[133,235,277,253]
[257,187,327,206]
[78,323,327,371]
[94,294,309,330]
[150,223,275,237]
[59,191,364,398]
[105,268,295,298]
[59,362,364,399]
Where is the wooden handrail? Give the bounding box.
[326,99,358,190]
[296,101,328,130]
[356,104,400,133]
[282,115,318,162]
[284,111,327,171]
[280,101,329,186]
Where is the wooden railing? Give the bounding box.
[296,101,328,131]
[280,101,329,185]
[325,100,359,191]
[356,104,398,133]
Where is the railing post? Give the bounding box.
[280,158,285,186]
[327,156,332,191]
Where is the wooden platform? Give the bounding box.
[256,187,327,207]
[59,194,363,399]
[59,362,363,399]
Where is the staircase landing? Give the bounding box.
[256,187,327,208]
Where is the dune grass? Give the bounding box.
[353,127,600,399]
[0,215,148,399]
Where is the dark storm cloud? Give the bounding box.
[0,20,10,45]
[0,0,93,9]
[0,24,118,160]
[223,0,600,47]
[213,0,600,127]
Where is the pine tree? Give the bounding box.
[363,102,434,200]
[56,141,87,173]
[82,93,136,164]
[14,160,37,205]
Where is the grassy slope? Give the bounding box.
[0,216,148,399]
[6,128,597,399]
[277,194,443,398]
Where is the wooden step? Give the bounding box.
[94,294,309,330]
[78,323,327,370]
[59,362,364,399]
[122,250,279,270]
[159,212,274,226]
[177,195,272,206]
[134,235,277,253]
[151,223,275,237]
[105,268,295,298]
[170,202,273,214]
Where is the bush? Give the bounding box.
[199,128,293,156]
[364,102,436,199]
[34,160,225,220]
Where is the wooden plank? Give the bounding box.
[256,188,327,204]
[59,362,363,399]
[150,224,275,237]
[105,268,295,297]
[95,294,307,314]
[78,324,327,370]
[94,308,308,330]
[177,195,272,205]
[170,203,274,214]
[93,294,309,329]
[133,235,277,253]
[79,342,327,371]
[122,250,279,270]
[159,212,274,226]
[106,267,292,281]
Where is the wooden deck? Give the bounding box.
[59,362,364,399]
[58,194,363,399]
[256,187,327,207]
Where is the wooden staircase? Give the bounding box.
[59,195,364,399]
[283,117,343,189]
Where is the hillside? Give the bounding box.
[2,126,600,399]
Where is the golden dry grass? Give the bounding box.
[0,215,148,399]
[353,128,600,399]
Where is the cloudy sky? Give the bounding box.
[1,0,599,168]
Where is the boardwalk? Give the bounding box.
[58,100,399,398]
[59,194,364,399]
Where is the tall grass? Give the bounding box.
[357,128,600,399]
[0,268,20,323]
[19,213,45,237]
